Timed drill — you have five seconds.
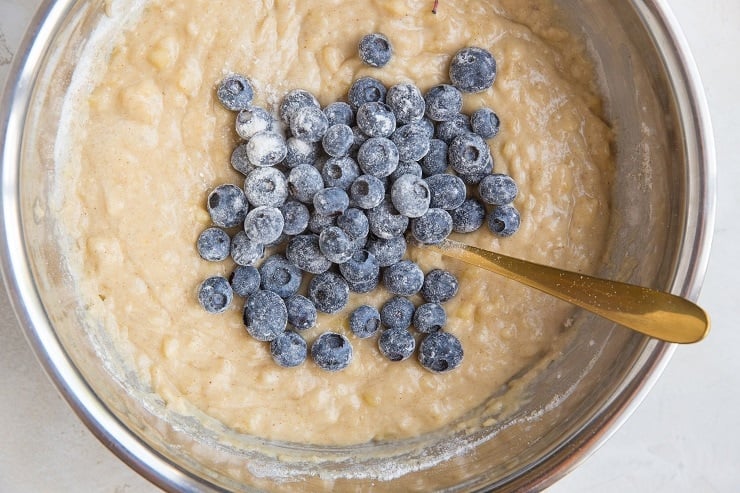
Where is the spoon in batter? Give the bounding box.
[425,238,710,344]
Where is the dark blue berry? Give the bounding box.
[197,227,230,262]
[336,207,369,240]
[458,153,493,185]
[449,46,497,93]
[471,107,500,139]
[378,327,416,361]
[413,302,446,333]
[487,204,521,237]
[236,106,273,139]
[411,208,453,244]
[270,331,308,367]
[420,139,449,177]
[319,226,355,264]
[259,254,302,298]
[380,296,415,329]
[424,84,463,121]
[479,173,518,205]
[286,234,332,274]
[280,89,320,125]
[246,130,287,167]
[324,101,354,127]
[207,184,248,228]
[290,105,329,143]
[421,269,459,303]
[311,332,353,372]
[230,265,261,297]
[244,167,288,207]
[198,276,233,313]
[435,113,471,144]
[348,77,387,110]
[391,122,431,162]
[350,126,370,154]
[338,249,380,283]
[358,32,393,67]
[390,174,430,218]
[308,271,350,314]
[346,276,380,294]
[350,305,381,339]
[418,331,463,372]
[450,198,486,233]
[383,259,424,296]
[217,74,253,111]
[386,83,425,124]
[231,143,256,176]
[357,137,399,178]
[283,137,320,169]
[313,187,349,217]
[285,294,317,331]
[365,234,406,267]
[448,132,491,175]
[287,163,324,204]
[322,156,360,190]
[418,117,436,138]
[308,211,336,234]
[244,206,284,244]
[367,199,409,239]
[280,200,310,236]
[243,289,287,341]
[389,161,423,182]
[230,230,265,266]
[356,102,396,138]
[322,124,354,158]
[426,173,466,210]
[350,174,386,209]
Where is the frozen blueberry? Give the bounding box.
[244,167,289,207]
[367,199,409,239]
[448,132,491,175]
[418,331,463,372]
[420,139,449,177]
[286,234,332,274]
[366,234,406,267]
[319,226,355,264]
[313,187,349,217]
[230,230,265,266]
[280,200,310,236]
[350,305,381,339]
[324,101,354,127]
[424,84,463,122]
[346,276,380,294]
[386,83,425,124]
[350,125,370,154]
[390,174,431,218]
[435,113,471,144]
[322,124,354,158]
[380,296,415,329]
[287,163,324,204]
[259,254,303,298]
[378,327,416,362]
[411,208,453,244]
[231,143,256,176]
[197,276,233,313]
[449,46,497,93]
[216,74,253,111]
[350,174,385,209]
[471,107,500,139]
[197,227,230,262]
[383,259,424,296]
[283,137,320,169]
[311,332,353,372]
[207,184,249,228]
[290,105,329,143]
[339,249,380,283]
[243,290,287,341]
[280,89,320,125]
[236,106,273,140]
[229,265,261,297]
[356,102,396,138]
[418,117,436,139]
[245,130,287,167]
[413,302,446,333]
[391,122,431,162]
[322,156,360,190]
[308,211,336,234]
[309,271,350,314]
[458,153,493,185]
[426,173,466,210]
[450,198,486,233]
[285,294,317,331]
[487,204,521,237]
[479,173,518,205]
[348,77,387,110]
[270,331,308,368]
[358,32,393,67]
[421,269,459,303]
[357,137,399,178]
[244,206,284,244]
[336,207,369,240]
[389,161,423,182]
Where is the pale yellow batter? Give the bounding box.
[58,0,613,446]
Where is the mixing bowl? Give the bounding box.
[0,0,715,490]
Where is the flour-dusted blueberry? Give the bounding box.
[236,106,273,140]
[449,46,497,93]
[421,269,459,303]
[424,84,463,122]
[244,167,289,207]
[358,32,393,67]
[413,302,446,333]
[426,173,466,210]
[318,226,355,264]
[280,200,310,236]
[450,197,486,233]
[348,76,387,110]
[197,227,230,262]
[270,330,308,368]
[285,294,317,331]
[313,187,349,217]
[287,163,324,204]
[420,139,449,177]
[418,117,436,139]
[245,130,287,167]
[324,101,354,127]
[336,207,369,240]
[411,208,453,244]
[207,184,249,228]
[339,249,380,284]
[378,327,416,362]
[390,174,431,218]
[230,230,265,266]
[198,276,233,313]
[479,173,518,205]
[383,259,424,296]
[367,199,409,239]
[259,254,303,298]
[357,137,399,178]
[308,271,350,314]
[311,332,353,372]
[366,234,406,267]
[350,126,370,154]
[290,104,329,143]
[386,83,426,125]
[243,289,287,341]
[448,132,491,175]
[346,276,380,294]
[487,204,521,237]
[389,161,423,182]
[322,124,354,158]
[244,206,284,244]
[391,122,431,162]
[231,142,256,176]
[380,296,415,329]
[418,331,463,372]
[471,107,500,139]
[356,102,396,138]
[280,88,320,125]
[350,305,381,339]
[216,74,253,111]
[350,174,385,209]
[308,211,336,234]
[458,153,493,185]
[322,156,360,190]
[286,234,332,274]
[283,137,320,169]
[435,113,471,144]
[230,265,261,297]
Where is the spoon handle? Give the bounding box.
[426,238,710,344]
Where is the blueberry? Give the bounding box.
[383,259,424,296]
[338,249,380,283]
[357,137,399,178]
[348,77,387,110]
[270,331,308,368]
[350,126,370,154]
[197,227,230,262]
[336,207,369,240]
[243,289,287,341]
[229,265,261,297]
[450,198,486,233]
[216,74,253,111]
[197,276,233,313]
[284,137,320,169]
[308,211,336,234]
[421,269,459,303]
[449,46,497,93]
[386,83,425,124]
[471,107,500,139]
[280,200,310,235]
[448,132,491,175]
[286,234,332,274]
[426,173,466,210]
[231,143,256,176]
[424,84,463,122]
[350,305,381,339]
[324,101,354,127]
[418,117,436,139]
[389,161,423,182]
[290,104,329,143]
[411,208,453,244]
[367,199,409,239]
[207,184,249,228]
[458,153,493,185]
[435,113,471,144]
[280,89,320,125]
[244,167,289,207]
[350,174,386,209]
[230,230,265,266]
[380,296,415,329]
[479,173,518,205]
[322,156,360,190]
[389,174,431,219]
[418,331,463,372]
[378,327,416,362]
[311,332,353,372]
[236,106,273,140]
[319,226,355,264]
[259,254,303,298]
[245,130,287,167]
[391,122,431,162]
[413,302,446,333]
[309,271,350,314]
[322,124,354,158]
[365,234,406,267]
[420,139,449,177]
[287,163,324,204]
[244,206,284,244]
[285,294,317,331]
[346,276,380,294]
[313,187,349,217]
[358,32,393,67]
[487,204,521,237]
[356,102,396,138]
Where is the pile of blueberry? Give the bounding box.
[196,34,520,373]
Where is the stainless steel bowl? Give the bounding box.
[0,0,715,490]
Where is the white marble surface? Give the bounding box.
[1,0,738,491]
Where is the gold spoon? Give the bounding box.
[425,238,710,344]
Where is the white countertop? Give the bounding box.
[1,1,738,491]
